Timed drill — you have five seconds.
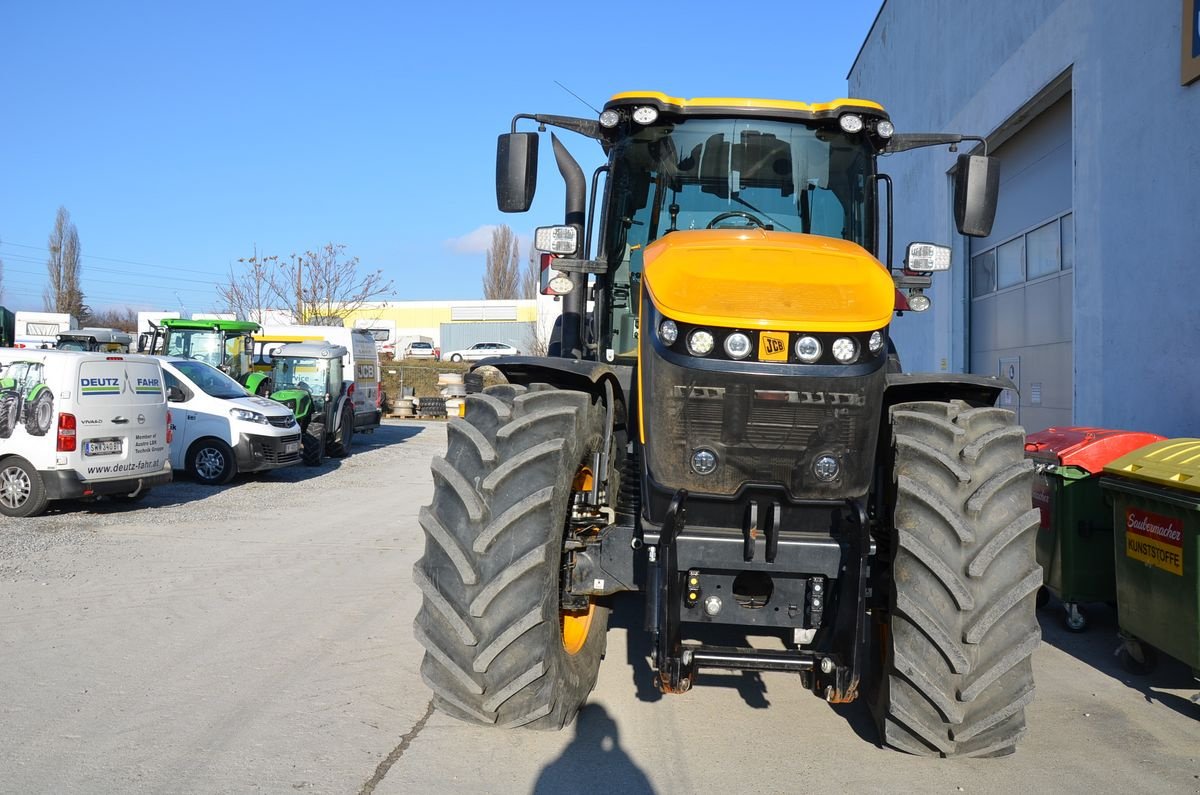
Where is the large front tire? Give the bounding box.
[326,406,355,458]
[872,400,1041,757]
[413,383,610,730]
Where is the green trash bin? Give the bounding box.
[1025,427,1164,632]
[1102,438,1200,676]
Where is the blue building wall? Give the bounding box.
[850,0,1200,436]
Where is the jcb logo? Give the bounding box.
[758,332,789,362]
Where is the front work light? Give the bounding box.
[795,335,822,363]
[691,448,718,475]
[905,242,952,272]
[839,114,864,133]
[875,120,895,139]
[687,329,715,357]
[658,319,678,345]
[534,225,578,255]
[632,106,659,125]
[831,337,858,364]
[907,291,932,312]
[723,332,752,360]
[869,330,885,354]
[599,109,621,128]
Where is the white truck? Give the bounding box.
[14,311,78,349]
[253,325,382,431]
[0,349,172,517]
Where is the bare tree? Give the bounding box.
[87,306,139,331]
[226,242,392,325]
[482,225,521,299]
[44,206,86,319]
[220,245,277,323]
[520,240,540,299]
[274,243,392,324]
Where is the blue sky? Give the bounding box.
[0,1,881,314]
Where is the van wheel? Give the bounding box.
[327,406,355,458]
[0,391,19,439]
[303,422,326,466]
[450,353,463,362]
[188,439,237,485]
[0,458,49,518]
[24,390,54,437]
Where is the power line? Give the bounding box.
[0,240,245,279]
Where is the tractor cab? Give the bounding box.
[267,342,354,466]
[55,327,133,353]
[148,318,267,394]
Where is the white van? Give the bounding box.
[0,350,172,517]
[253,325,382,431]
[158,357,302,485]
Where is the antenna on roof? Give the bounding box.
[554,80,600,115]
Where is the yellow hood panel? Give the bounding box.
[642,230,896,332]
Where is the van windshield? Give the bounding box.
[172,360,248,399]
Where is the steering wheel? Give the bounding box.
[707,211,767,229]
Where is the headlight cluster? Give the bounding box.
[229,407,269,424]
[657,315,888,366]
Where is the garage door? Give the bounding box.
[969,94,1073,433]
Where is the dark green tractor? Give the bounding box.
[0,361,53,439]
[267,342,356,466]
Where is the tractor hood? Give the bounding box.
[642,229,894,333]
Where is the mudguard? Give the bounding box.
[883,372,1013,409]
[476,355,631,409]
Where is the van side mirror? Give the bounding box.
[954,154,1000,237]
[496,132,538,213]
[167,386,186,402]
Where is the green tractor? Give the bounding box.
[267,342,356,466]
[0,360,53,439]
[146,318,270,395]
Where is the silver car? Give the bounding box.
[443,342,520,362]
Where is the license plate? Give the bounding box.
[284,442,299,453]
[84,439,122,456]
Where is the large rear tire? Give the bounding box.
[413,383,611,730]
[0,391,19,439]
[24,389,54,436]
[872,400,1041,757]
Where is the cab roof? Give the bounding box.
[604,91,888,122]
[162,318,260,332]
[272,341,348,360]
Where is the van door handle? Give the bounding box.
[112,416,130,424]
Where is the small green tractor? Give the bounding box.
[267,342,356,466]
[0,360,53,439]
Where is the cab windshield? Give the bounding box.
[604,117,874,259]
[601,117,875,357]
[271,357,338,408]
[165,330,251,375]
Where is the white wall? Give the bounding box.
[851,0,1200,436]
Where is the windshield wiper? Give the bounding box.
[730,193,793,232]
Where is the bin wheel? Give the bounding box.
[1117,638,1158,676]
[1036,586,1050,610]
[1062,603,1087,633]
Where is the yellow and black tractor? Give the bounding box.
[413,92,1040,757]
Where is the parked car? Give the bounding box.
[404,341,440,360]
[159,357,302,485]
[442,342,520,362]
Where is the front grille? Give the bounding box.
[267,414,297,429]
[641,344,885,500]
[262,434,302,464]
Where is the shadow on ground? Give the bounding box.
[1037,597,1199,719]
[533,704,655,795]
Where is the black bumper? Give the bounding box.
[235,432,302,472]
[42,467,173,500]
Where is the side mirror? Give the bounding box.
[954,154,1000,237]
[167,386,186,402]
[496,132,538,213]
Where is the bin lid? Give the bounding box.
[1103,438,1200,493]
[1024,426,1166,474]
